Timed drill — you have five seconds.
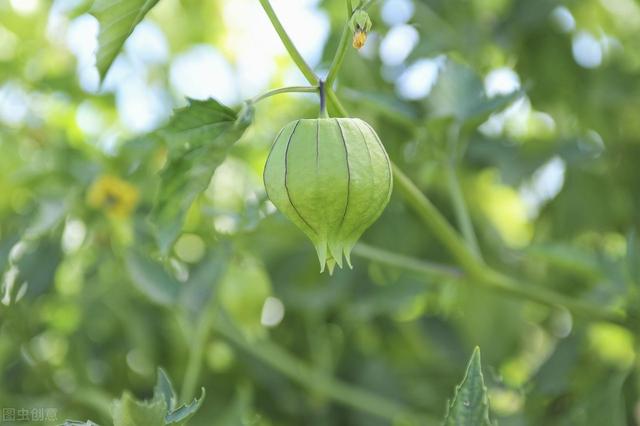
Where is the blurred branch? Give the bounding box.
[215,314,439,425]
[392,164,486,276]
[355,241,627,324]
[181,301,217,401]
[444,162,482,260]
[445,123,482,259]
[258,0,318,85]
[353,243,463,280]
[251,86,318,104]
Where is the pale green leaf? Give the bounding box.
[149,99,253,253]
[112,391,167,426]
[426,58,521,123]
[154,368,177,411]
[443,347,494,426]
[124,249,180,306]
[91,0,162,81]
[165,387,206,425]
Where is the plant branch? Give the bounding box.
[215,314,439,425]
[258,0,318,85]
[325,25,351,88]
[353,243,462,280]
[181,303,216,401]
[251,86,318,104]
[445,123,482,259]
[445,162,482,260]
[354,243,626,324]
[392,163,486,276]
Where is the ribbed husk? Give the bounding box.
[263,118,392,273]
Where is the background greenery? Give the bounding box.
[0,0,639,424]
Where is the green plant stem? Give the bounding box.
[251,85,317,104]
[215,316,439,425]
[258,0,318,85]
[445,123,482,259]
[181,304,217,401]
[392,163,486,276]
[354,243,627,324]
[325,25,350,88]
[353,243,462,280]
[445,162,482,260]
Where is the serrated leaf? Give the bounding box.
[154,368,177,411]
[112,391,167,426]
[91,0,161,81]
[443,347,493,426]
[426,58,521,123]
[149,99,253,253]
[60,421,100,426]
[124,249,180,306]
[165,387,206,425]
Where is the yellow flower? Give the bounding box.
[352,29,367,49]
[87,175,139,218]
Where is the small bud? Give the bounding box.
[352,29,367,49]
[349,10,372,49]
[263,118,392,274]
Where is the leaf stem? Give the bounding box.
[325,25,351,89]
[258,0,318,85]
[445,162,482,260]
[445,123,482,259]
[251,86,318,104]
[215,315,439,425]
[181,303,216,401]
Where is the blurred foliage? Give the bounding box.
[0,0,639,425]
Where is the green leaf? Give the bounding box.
[165,387,206,425]
[154,368,177,411]
[124,249,180,306]
[149,99,253,253]
[443,347,494,426]
[112,391,167,426]
[426,58,521,123]
[91,0,162,81]
[60,421,100,426]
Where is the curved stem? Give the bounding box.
[392,163,486,277]
[325,25,351,88]
[258,0,318,85]
[251,86,317,104]
[355,243,626,324]
[215,314,438,425]
[325,1,355,89]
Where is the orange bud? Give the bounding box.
[352,29,367,49]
